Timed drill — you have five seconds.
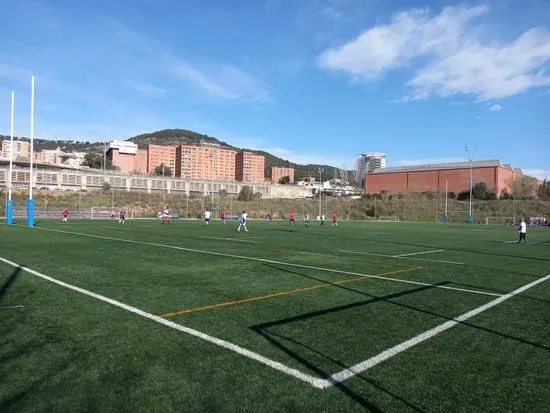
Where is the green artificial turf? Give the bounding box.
[1,218,549,412]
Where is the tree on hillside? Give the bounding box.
[537,179,550,201]
[507,175,538,199]
[82,152,102,169]
[278,176,291,184]
[154,163,172,177]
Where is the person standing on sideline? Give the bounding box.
[238,211,248,232]
[62,207,69,223]
[320,214,325,226]
[518,218,527,243]
[119,207,126,224]
[204,208,211,225]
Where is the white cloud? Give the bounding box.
[489,104,502,111]
[318,4,550,101]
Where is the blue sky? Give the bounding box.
[1,0,549,178]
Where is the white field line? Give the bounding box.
[197,236,257,243]
[15,225,498,297]
[503,240,518,244]
[320,273,550,389]
[0,305,25,309]
[393,249,444,258]
[340,250,464,266]
[0,256,327,389]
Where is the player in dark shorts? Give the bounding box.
[119,208,126,224]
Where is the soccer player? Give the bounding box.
[289,211,296,225]
[332,213,338,226]
[111,209,116,220]
[267,211,273,223]
[161,207,170,224]
[119,208,126,224]
[320,214,325,226]
[518,218,527,243]
[304,212,310,227]
[237,210,248,232]
[220,209,226,224]
[62,207,69,223]
[204,208,211,225]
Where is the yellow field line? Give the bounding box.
[161,265,422,318]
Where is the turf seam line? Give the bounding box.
[317,273,550,389]
[0,256,328,389]
[161,266,422,318]
[16,225,499,297]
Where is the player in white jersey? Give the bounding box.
[518,218,527,243]
[304,213,310,227]
[237,211,248,232]
[204,209,212,225]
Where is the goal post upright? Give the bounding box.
[27,75,35,228]
[6,91,15,225]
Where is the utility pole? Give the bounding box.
[318,168,324,218]
[465,145,477,224]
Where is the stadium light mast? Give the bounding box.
[7,91,15,224]
[318,167,323,218]
[465,145,477,224]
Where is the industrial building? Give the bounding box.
[364,160,528,196]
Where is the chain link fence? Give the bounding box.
[1,188,549,224]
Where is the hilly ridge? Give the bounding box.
[0,129,354,183]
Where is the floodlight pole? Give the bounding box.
[7,91,15,224]
[465,145,477,224]
[318,168,323,218]
[444,179,448,224]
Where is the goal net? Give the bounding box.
[377,216,400,222]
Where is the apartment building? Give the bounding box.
[236,151,265,183]
[147,144,176,175]
[1,140,31,160]
[271,166,295,183]
[175,144,236,181]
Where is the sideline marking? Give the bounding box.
[0,256,327,389]
[161,266,422,318]
[16,225,497,297]
[340,250,464,266]
[321,273,550,388]
[393,249,444,257]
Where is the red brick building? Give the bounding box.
[365,160,528,197]
[235,151,265,183]
[271,166,295,183]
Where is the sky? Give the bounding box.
[1,0,549,179]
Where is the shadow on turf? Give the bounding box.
[251,264,439,411]
[295,229,550,263]
[253,264,549,397]
[0,266,22,304]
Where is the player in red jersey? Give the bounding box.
[289,211,296,225]
[332,213,338,226]
[220,209,226,224]
[62,207,69,223]
[119,208,126,224]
